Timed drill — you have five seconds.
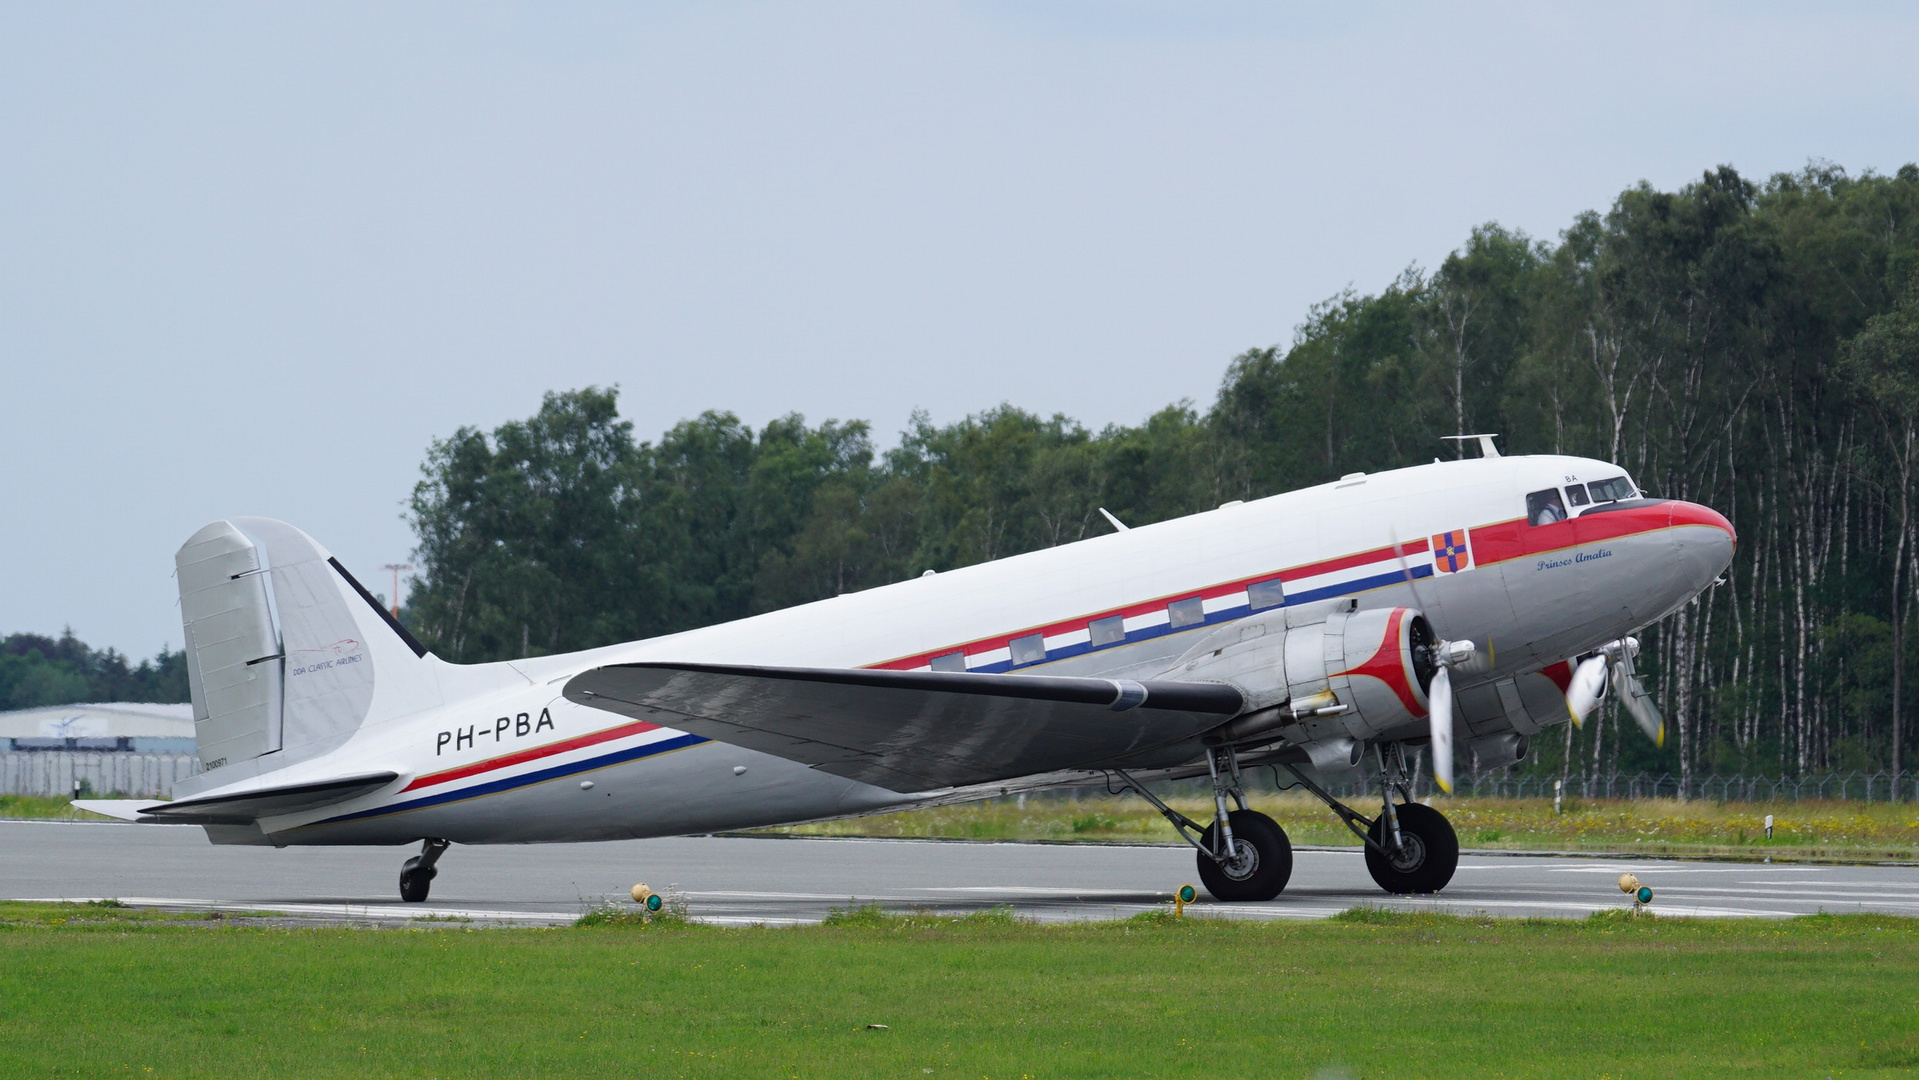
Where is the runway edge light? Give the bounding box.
[1175,884,1197,917]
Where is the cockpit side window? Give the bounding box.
[1527,488,1567,526]
[1588,476,1637,503]
[1566,483,1591,507]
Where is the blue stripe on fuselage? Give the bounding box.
[309,732,710,828]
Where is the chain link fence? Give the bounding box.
[1437,770,1919,803]
[1139,766,1919,805]
[1291,769,1919,804]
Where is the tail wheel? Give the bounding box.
[1196,810,1294,902]
[399,855,437,903]
[1364,802,1459,894]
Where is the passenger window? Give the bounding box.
[1010,633,1046,665]
[1526,489,1567,526]
[1566,484,1591,507]
[1089,615,1125,647]
[1587,476,1636,503]
[1248,578,1285,611]
[930,652,966,673]
[1168,597,1206,629]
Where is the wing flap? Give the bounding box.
[135,771,399,824]
[563,663,1242,790]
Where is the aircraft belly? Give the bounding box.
[271,743,903,846]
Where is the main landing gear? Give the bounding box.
[1283,743,1459,895]
[1115,741,1457,902]
[1116,747,1294,902]
[399,838,450,903]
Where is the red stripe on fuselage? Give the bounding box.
[868,577,1268,671]
[1281,538,1430,582]
[1469,505,1675,567]
[403,717,664,791]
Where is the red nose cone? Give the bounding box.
[1671,501,1736,546]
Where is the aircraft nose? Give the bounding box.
[1669,500,1735,585]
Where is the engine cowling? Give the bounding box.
[1167,601,1440,745]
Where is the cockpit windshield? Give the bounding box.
[1587,476,1637,503]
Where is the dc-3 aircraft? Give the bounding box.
[84,437,1733,904]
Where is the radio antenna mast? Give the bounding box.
[1440,434,1501,459]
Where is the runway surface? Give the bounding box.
[5,819,1916,926]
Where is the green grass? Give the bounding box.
[757,792,1919,861]
[3,902,1917,1078]
[0,794,113,820]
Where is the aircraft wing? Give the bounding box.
[131,772,400,825]
[562,663,1243,791]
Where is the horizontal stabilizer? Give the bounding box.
[135,772,399,825]
[563,663,1242,791]
[71,799,164,822]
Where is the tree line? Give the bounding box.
[0,632,188,711]
[394,161,1917,782]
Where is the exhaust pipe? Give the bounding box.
[1467,732,1529,771]
[1303,736,1363,773]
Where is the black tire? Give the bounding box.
[1364,802,1459,894]
[399,855,436,903]
[1196,810,1293,902]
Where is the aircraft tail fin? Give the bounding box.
[176,519,442,774]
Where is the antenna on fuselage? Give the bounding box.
[1098,508,1130,533]
[1441,434,1501,459]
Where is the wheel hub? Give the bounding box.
[1221,838,1260,881]
[1387,830,1427,873]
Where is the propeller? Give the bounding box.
[1611,638,1665,747]
[1429,664,1454,794]
[1565,654,1609,728]
[1426,638,1476,795]
[1388,525,1484,796]
[1561,638,1664,747]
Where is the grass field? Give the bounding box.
[758,791,1919,862]
[0,794,95,820]
[2,902,1916,1079]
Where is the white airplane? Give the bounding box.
[84,438,1733,904]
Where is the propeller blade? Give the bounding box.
[1429,664,1454,795]
[1388,525,1435,613]
[1613,659,1666,747]
[1565,654,1608,728]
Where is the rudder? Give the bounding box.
[177,518,441,773]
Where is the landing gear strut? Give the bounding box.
[1114,746,1293,902]
[399,838,449,903]
[1279,743,1457,895]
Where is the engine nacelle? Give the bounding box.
[1168,600,1439,745]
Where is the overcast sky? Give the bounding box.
[3,2,1916,659]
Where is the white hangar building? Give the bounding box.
[0,702,196,754]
